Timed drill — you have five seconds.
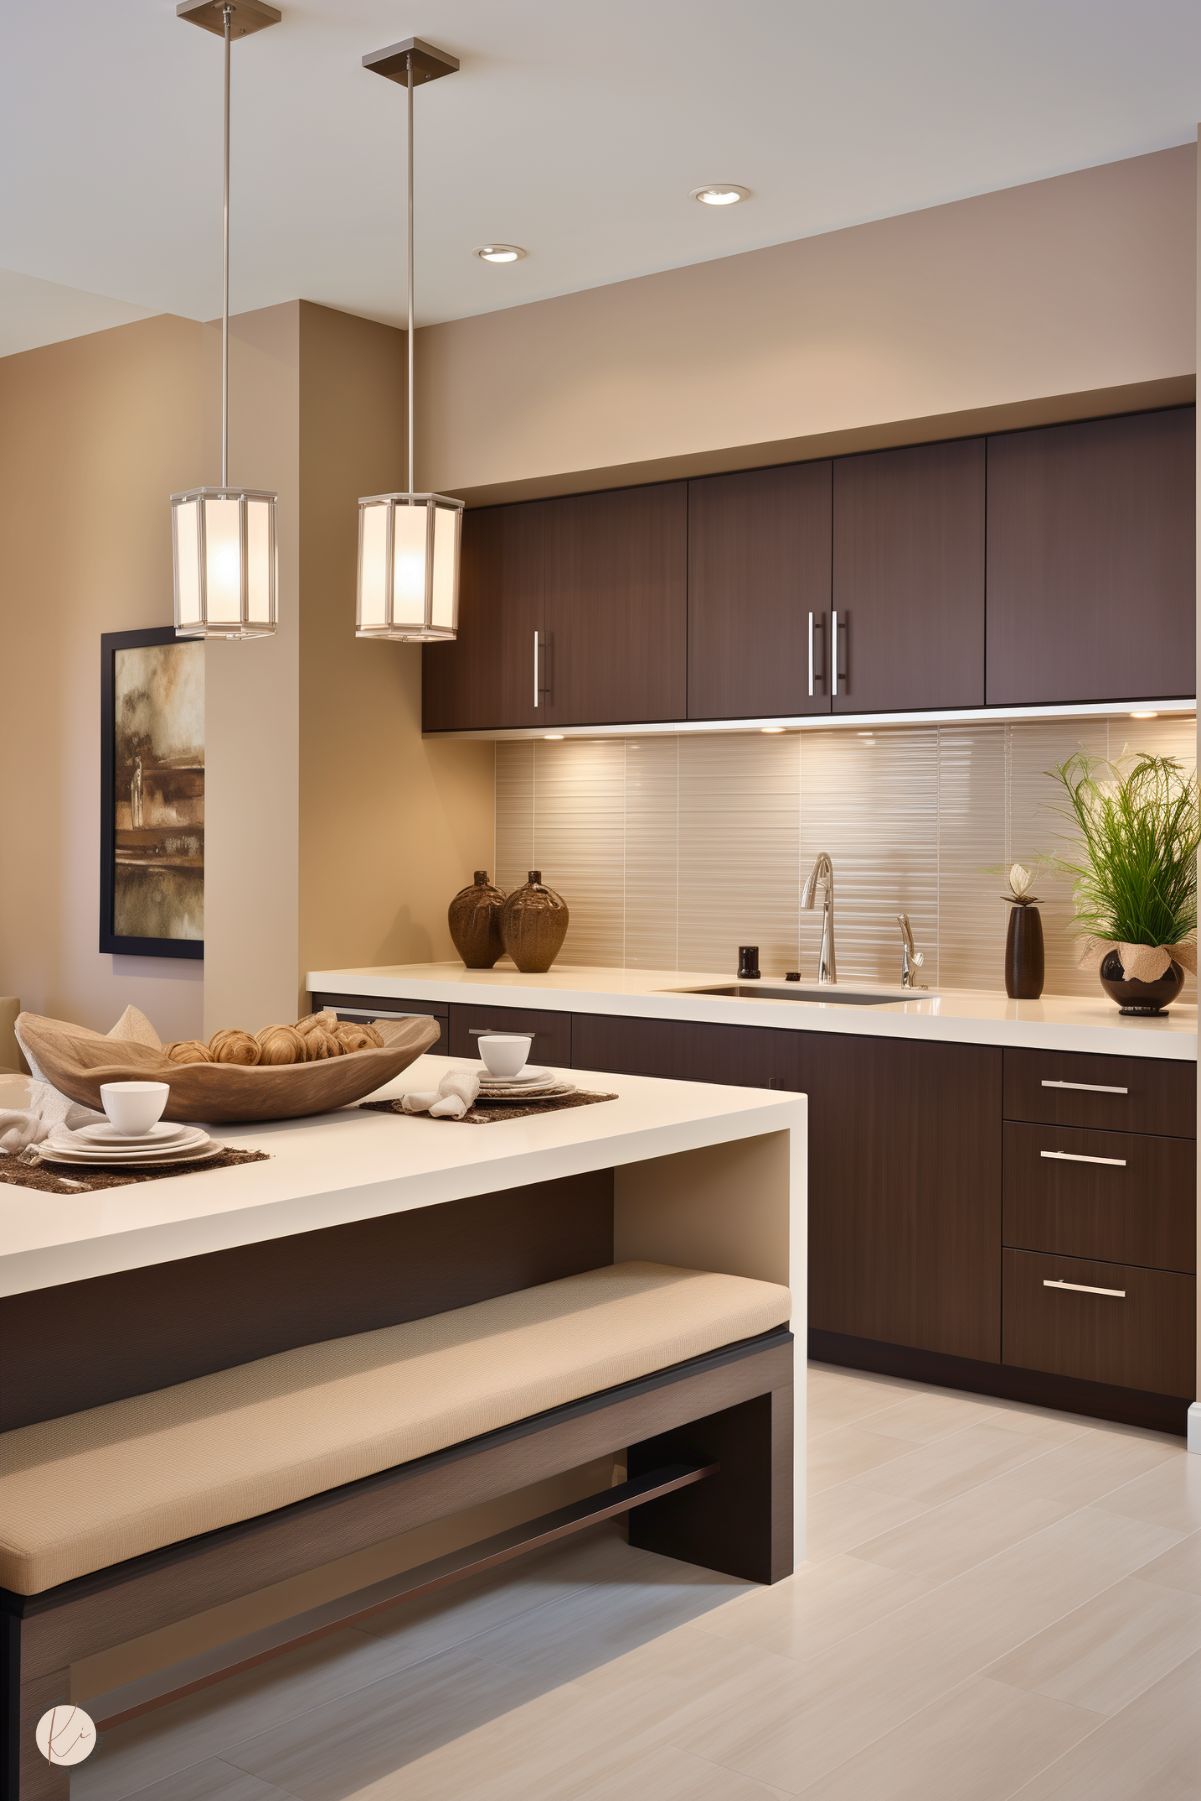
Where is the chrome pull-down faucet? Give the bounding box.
[801,852,837,984]
[897,913,926,989]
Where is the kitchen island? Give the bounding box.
[0,1051,805,1528]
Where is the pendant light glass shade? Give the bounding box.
[356,492,463,640]
[357,38,462,642]
[172,486,278,638]
[174,1,281,641]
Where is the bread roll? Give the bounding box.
[208,1028,262,1067]
[165,1039,212,1066]
[255,1023,308,1066]
[299,1023,343,1060]
[332,1020,384,1054]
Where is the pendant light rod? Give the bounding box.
[221,3,232,487]
[406,48,414,496]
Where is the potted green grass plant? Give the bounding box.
[1051,751,1198,1015]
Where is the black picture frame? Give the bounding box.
[100,627,205,960]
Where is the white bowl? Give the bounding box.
[99,1080,170,1136]
[478,1034,533,1079]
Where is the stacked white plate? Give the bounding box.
[40,1120,222,1168]
[474,1066,577,1104]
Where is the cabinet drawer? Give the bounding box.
[1003,1049,1195,1138]
[1003,1123,1195,1273]
[311,992,446,1047]
[1003,1248,1195,1396]
[448,1004,572,1067]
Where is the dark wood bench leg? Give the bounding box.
[2,1612,72,1801]
[626,1381,794,1584]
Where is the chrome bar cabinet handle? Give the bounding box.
[1043,1278,1127,1299]
[807,611,815,698]
[1039,1149,1128,1168]
[831,608,839,697]
[533,629,541,709]
[1040,1078,1129,1096]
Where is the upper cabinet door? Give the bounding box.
[542,483,687,727]
[832,439,986,713]
[986,409,1196,706]
[422,502,549,731]
[687,463,833,720]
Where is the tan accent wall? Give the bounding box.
[0,304,494,1040]
[0,315,210,1039]
[418,146,1197,500]
[201,303,303,1037]
[296,303,493,993]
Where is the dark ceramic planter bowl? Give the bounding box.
[1098,950,1186,1016]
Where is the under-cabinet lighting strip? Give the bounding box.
[429,698,1196,742]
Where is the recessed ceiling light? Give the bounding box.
[1130,710,1158,719]
[475,244,527,263]
[544,733,564,741]
[691,185,750,207]
[761,726,786,734]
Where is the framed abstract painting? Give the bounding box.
[100,628,204,959]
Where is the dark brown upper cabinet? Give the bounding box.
[687,463,833,719]
[542,483,687,727]
[423,482,687,731]
[986,408,1195,706]
[831,439,986,713]
[423,500,548,732]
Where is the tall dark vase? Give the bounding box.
[1005,903,1044,999]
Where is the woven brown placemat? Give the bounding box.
[359,1090,618,1125]
[0,1147,269,1195]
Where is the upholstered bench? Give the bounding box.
[1,1260,793,1798]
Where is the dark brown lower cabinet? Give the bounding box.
[1002,1249,1194,1398]
[572,1015,1003,1363]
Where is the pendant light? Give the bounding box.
[172,1,281,640]
[356,39,464,642]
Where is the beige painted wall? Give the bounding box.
[202,303,303,1037]
[0,303,494,1039]
[0,315,209,1039]
[418,146,1197,499]
[296,303,493,992]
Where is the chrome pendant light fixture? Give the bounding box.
[356,39,464,642]
[172,0,280,640]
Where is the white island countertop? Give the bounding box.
[0,1054,806,1297]
[307,962,1198,1062]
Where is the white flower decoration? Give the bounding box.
[1008,862,1033,897]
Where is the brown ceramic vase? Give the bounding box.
[448,871,506,969]
[501,870,569,973]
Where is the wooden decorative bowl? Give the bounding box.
[16,1012,441,1124]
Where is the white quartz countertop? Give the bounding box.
[307,962,1198,1061]
[0,1055,805,1297]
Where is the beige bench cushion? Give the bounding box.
[0,1261,790,1595]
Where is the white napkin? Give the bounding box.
[401,1068,481,1121]
[0,1076,104,1155]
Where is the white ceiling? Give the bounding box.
[2,0,1199,357]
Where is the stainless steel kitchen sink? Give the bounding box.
[669,984,920,1006]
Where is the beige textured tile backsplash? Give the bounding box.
[494,716,1196,994]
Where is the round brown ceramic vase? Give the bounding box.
[1098,950,1185,1017]
[501,871,569,973]
[448,871,506,969]
[1004,903,1044,1000]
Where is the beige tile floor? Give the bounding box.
[75,1364,1201,1801]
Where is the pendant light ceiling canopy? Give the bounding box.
[356,38,464,643]
[172,0,281,641]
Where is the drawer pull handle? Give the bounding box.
[1039,1150,1128,1168]
[1040,1079,1129,1095]
[469,1026,544,1040]
[1043,1278,1127,1299]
